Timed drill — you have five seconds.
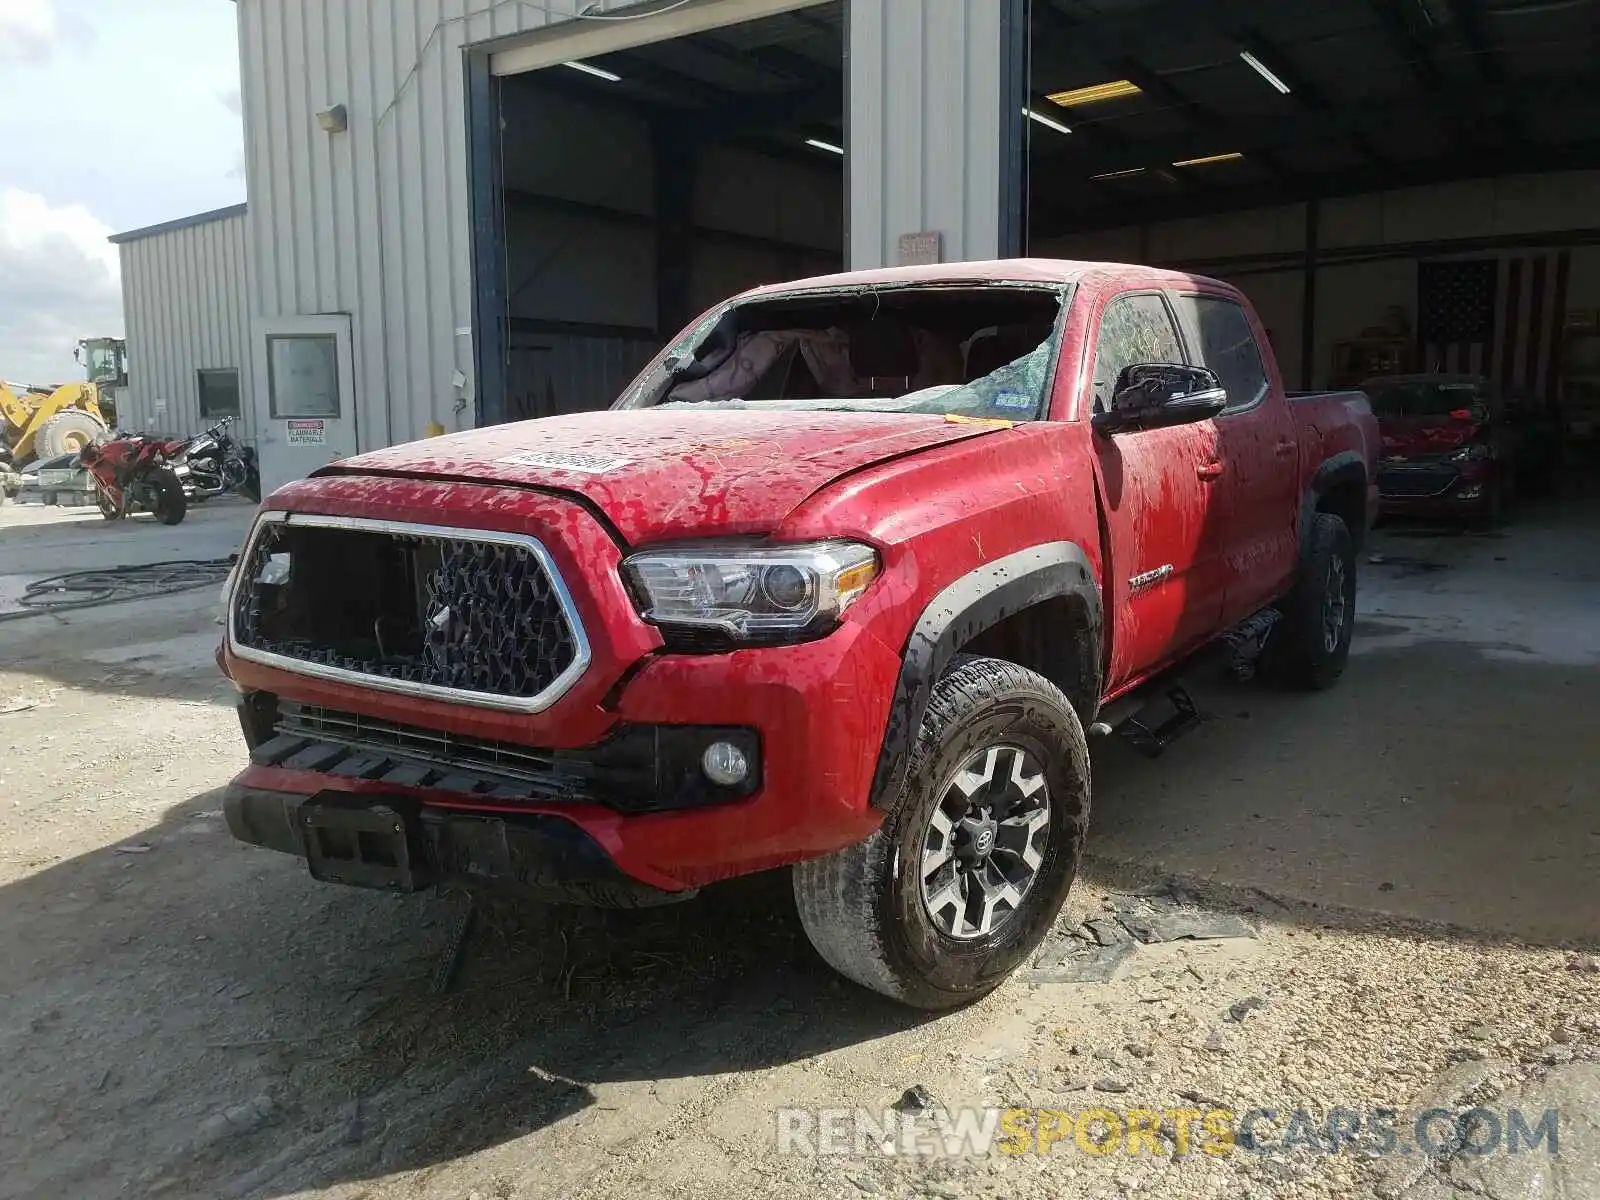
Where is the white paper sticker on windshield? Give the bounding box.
[496,449,632,475]
[993,391,1033,411]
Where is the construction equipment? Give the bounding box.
[0,337,124,471]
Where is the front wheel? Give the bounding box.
[95,483,125,521]
[793,656,1091,1009]
[147,468,188,525]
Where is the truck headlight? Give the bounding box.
[622,539,879,644]
[1443,443,1491,463]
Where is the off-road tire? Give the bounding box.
[1269,512,1355,690]
[793,655,1091,1009]
[35,409,107,459]
[149,469,187,525]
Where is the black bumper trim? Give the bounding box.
[242,696,760,816]
[224,785,695,908]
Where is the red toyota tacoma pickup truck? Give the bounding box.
[220,260,1378,1008]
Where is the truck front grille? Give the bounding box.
[230,514,589,712]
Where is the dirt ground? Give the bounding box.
[1,495,1596,1200]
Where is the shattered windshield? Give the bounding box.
[618,284,1067,422]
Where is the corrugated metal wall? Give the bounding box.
[117,208,254,441]
[236,0,695,454]
[235,0,1006,453]
[849,0,1005,268]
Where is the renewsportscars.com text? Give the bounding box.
[775,1105,1560,1159]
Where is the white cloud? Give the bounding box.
[0,188,122,387]
[0,0,58,63]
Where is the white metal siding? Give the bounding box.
[849,0,1005,268]
[236,0,814,453]
[118,210,254,440]
[237,0,1006,449]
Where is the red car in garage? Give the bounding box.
[1366,374,1516,527]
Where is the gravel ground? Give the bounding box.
[1,500,1595,1200]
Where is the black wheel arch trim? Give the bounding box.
[1299,450,1369,551]
[869,541,1102,811]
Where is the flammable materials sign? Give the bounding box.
[285,419,326,446]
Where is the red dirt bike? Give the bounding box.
[78,433,189,525]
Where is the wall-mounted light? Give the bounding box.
[1090,167,1147,181]
[563,59,621,82]
[805,137,844,156]
[1024,107,1072,136]
[1239,50,1291,95]
[315,104,348,133]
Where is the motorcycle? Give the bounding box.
[170,415,261,504]
[78,432,189,525]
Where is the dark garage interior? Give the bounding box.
[1023,0,1600,483]
[489,3,844,423]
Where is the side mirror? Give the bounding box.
[1093,363,1228,434]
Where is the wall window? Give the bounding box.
[266,334,341,418]
[196,368,241,419]
[1091,293,1185,412]
[1171,294,1270,413]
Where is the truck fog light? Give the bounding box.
[701,741,750,786]
[1457,485,1482,500]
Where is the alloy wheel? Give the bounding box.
[920,744,1051,940]
[1323,556,1348,653]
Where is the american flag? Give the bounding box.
[1417,252,1572,396]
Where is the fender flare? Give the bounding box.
[1298,450,1369,550]
[868,541,1102,810]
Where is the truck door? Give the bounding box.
[1086,291,1227,691]
[251,315,359,498]
[1169,291,1299,624]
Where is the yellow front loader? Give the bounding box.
[0,338,124,471]
[0,380,111,469]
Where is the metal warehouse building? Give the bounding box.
[115,0,1600,496]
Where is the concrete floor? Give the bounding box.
[0,499,254,694]
[1089,490,1600,948]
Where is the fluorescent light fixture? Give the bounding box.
[1090,167,1147,181]
[1047,79,1142,107]
[1023,107,1072,135]
[1172,151,1246,167]
[1239,49,1291,94]
[563,59,621,82]
[805,137,844,156]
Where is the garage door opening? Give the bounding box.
[475,3,844,426]
[1019,0,1600,488]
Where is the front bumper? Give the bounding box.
[224,785,692,906]
[1378,461,1494,518]
[220,475,904,896]
[225,619,902,893]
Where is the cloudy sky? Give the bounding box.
[1,0,244,385]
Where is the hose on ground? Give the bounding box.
[0,558,236,624]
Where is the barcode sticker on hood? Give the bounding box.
[495,449,632,474]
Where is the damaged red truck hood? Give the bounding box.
[315,408,1009,543]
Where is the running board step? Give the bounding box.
[1095,684,1204,759]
